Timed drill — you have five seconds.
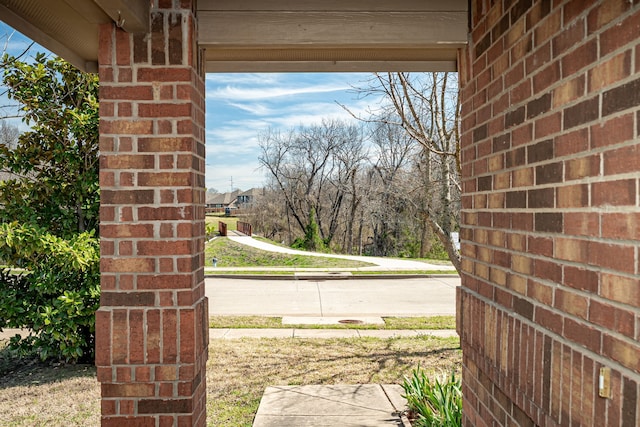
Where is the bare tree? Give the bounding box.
[0,120,19,150]
[365,121,417,256]
[258,119,367,249]
[0,31,35,120]
[246,184,289,241]
[348,72,462,272]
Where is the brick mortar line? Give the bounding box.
[463,266,640,318]
[460,339,545,425]
[460,229,640,249]
[465,173,640,187]
[459,286,640,380]
[460,237,640,260]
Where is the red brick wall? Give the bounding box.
[459,1,640,425]
[97,1,208,425]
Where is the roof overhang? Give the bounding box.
[0,0,149,72]
[0,0,468,73]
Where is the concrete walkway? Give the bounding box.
[203,246,457,426]
[1,326,459,343]
[225,235,456,271]
[253,384,410,427]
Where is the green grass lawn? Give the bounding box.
[0,336,461,426]
[204,237,375,268]
[206,214,238,232]
[210,315,456,330]
[207,336,461,426]
[204,236,456,271]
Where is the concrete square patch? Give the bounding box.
[253,384,407,427]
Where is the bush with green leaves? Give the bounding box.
[0,54,99,237]
[291,208,326,252]
[401,367,462,427]
[0,54,99,363]
[0,222,99,362]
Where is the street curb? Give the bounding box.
[205,273,459,280]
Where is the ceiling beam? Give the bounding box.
[204,47,458,72]
[205,60,457,73]
[199,11,466,48]
[198,0,467,73]
[198,0,467,12]
[93,0,150,34]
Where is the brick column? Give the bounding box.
[459,1,640,426]
[96,1,208,425]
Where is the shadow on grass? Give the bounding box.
[281,339,462,385]
[0,340,95,390]
[207,335,463,426]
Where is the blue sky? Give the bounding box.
[206,73,373,192]
[0,22,379,192]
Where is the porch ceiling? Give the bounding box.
[0,0,467,73]
[198,0,468,72]
[0,0,149,72]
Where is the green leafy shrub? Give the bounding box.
[0,222,99,362]
[205,222,217,240]
[302,207,325,251]
[401,367,462,427]
[0,54,99,237]
[425,235,449,260]
[0,54,99,363]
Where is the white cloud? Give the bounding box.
[204,72,381,190]
[267,98,371,128]
[207,82,351,101]
[206,73,284,86]
[227,102,273,116]
[206,128,261,154]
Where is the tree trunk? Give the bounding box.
[419,222,432,258]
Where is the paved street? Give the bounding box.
[206,276,459,317]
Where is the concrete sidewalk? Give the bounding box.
[209,328,458,339]
[225,234,455,272]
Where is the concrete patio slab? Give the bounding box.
[252,384,408,427]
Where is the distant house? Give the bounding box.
[236,188,264,209]
[205,188,264,213]
[206,190,240,209]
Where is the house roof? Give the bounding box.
[239,188,264,197]
[207,190,240,206]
